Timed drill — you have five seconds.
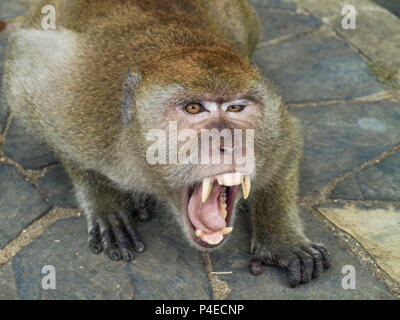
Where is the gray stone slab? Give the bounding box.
[0,32,9,131]
[0,100,7,133]
[290,101,400,196]
[358,152,400,201]
[331,175,364,200]
[209,206,394,299]
[373,0,400,17]
[37,166,77,208]
[3,119,59,169]
[249,0,297,10]
[291,0,400,85]
[11,210,211,299]
[332,152,400,201]
[0,262,19,299]
[0,163,51,248]
[256,7,322,42]
[253,34,387,103]
[317,203,400,284]
[0,1,31,20]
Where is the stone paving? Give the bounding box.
[0,0,399,299]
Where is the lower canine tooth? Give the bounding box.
[222,227,233,235]
[195,229,203,237]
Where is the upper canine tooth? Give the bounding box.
[242,175,251,199]
[202,177,212,203]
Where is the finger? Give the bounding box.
[108,213,135,262]
[287,258,301,288]
[88,225,103,254]
[313,244,332,270]
[295,250,313,284]
[125,222,145,252]
[101,228,121,261]
[302,246,323,278]
[118,211,145,253]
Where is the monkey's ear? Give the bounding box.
[122,69,142,123]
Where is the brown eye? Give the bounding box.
[184,102,204,114]
[227,105,245,112]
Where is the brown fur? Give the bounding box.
[3,0,330,287]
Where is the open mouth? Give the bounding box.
[186,172,251,248]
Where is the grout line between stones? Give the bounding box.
[323,199,400,207]
[1,112,13,143]
[299,142,400,297]
[201,251,231,300]
[0,154,59,207]
[256,24,324,48]
[300,143,400,207]
[354,175,366,201]
[253,5,295,13]
[331,29,400,95]
[0,111,12,153]
[287,92,394,108]
[0,207,80,267]
[295,4,400,98]
[303,205,400,298]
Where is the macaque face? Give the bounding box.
[134,81,267,249]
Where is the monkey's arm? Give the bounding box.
[249,158,331,287]
[63,159,146,262]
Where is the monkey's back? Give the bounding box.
[22,0,260,57]
[4,0,261,168]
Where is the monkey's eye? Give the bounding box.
[227,105,245,112]
[184,102,204,114]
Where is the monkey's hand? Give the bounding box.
[63,160,148,262]
[87,208,147,262]
[249,158,331,287]
[250,240,331,288]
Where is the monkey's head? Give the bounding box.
[117,48,283,249]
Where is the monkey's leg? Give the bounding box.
[249,164,331,287]
[63,161,145,262]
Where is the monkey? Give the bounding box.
[3,0,331,287]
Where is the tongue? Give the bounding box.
[188,182,227,235]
